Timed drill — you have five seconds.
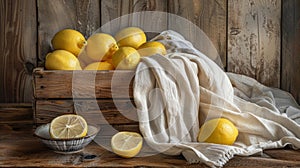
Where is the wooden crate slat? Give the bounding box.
[33,68,134,99]
[34,99,137,125]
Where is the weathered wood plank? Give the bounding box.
[228,0,281,87]
[33,68,134,99]
[0,104,33,124]
[281,0,300,104]
[264,148,300,162]
[1,123,300,167]
[99,124,140,136]
[100,0,168,38]
[37,0,100,65]
[168,0,227,68]
[34,99,137,125]
[0,0,37,103]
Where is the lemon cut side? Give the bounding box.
[111,131,143,158]
[50,114,88,139]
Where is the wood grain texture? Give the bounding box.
[168,0,227,68]
[1,123,300,167]
[37,0,100,64]
[0,103,33,124]
[228,0,281,87]
[281,0,300,104]
[33,68,134,99]
[34,99,137,125]
[0,0,37,103]
[100,0,168,37]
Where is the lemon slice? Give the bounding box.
[50,114,88,139]
[111,131,143,158]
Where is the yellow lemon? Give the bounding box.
[86,33,119,62]
[51,29,86,57]
[112,47,141,70]
[105,58,113,64]
[84,61,115,70]
[198,118,238,145]
[111,131,143,158]
[45,50,82,70]
[138,41,167,57]
[115,27,146,49]
[49,114,88,139]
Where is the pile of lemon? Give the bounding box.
[45,27,166,70]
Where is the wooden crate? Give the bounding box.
[33,67,139,132]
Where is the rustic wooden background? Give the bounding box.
[0,0,299,104]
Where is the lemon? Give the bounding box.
[138,41,167,57]
[112,47,141,70]
[86,33,119,62]
[49,114,88,139]
[84,61,115,70]
[197,118,238,145]
[115,27,146,49]
[45,50,82,70]
[105,58,113,64]
[51,29,86,57]
[111,131,143,158]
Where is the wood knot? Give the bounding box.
[230,28,241,35]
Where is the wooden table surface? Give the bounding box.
[1,105,300,168]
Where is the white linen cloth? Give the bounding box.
[133,30,300,167]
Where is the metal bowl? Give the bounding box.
[34,123,99,154]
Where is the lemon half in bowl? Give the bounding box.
[34,123,99,154]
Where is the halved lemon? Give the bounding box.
[49,114,88,139]
[111,131,143,158]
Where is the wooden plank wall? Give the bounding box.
[228,0,281,87]
[0,0,37,103]
[282,0,300,103]
[1,0,300,104]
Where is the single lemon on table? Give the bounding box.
[112,47,141,70]
[85,33,119,62]
[51,29,86,57]
[111,131,143,158]
[84,61,115,70]
[49,114,88,139]
[138,41,167,57]
[115,27,146,49]
[45,50,82,70]
[198,118,238,145]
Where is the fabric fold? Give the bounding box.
[133,30,300,167]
